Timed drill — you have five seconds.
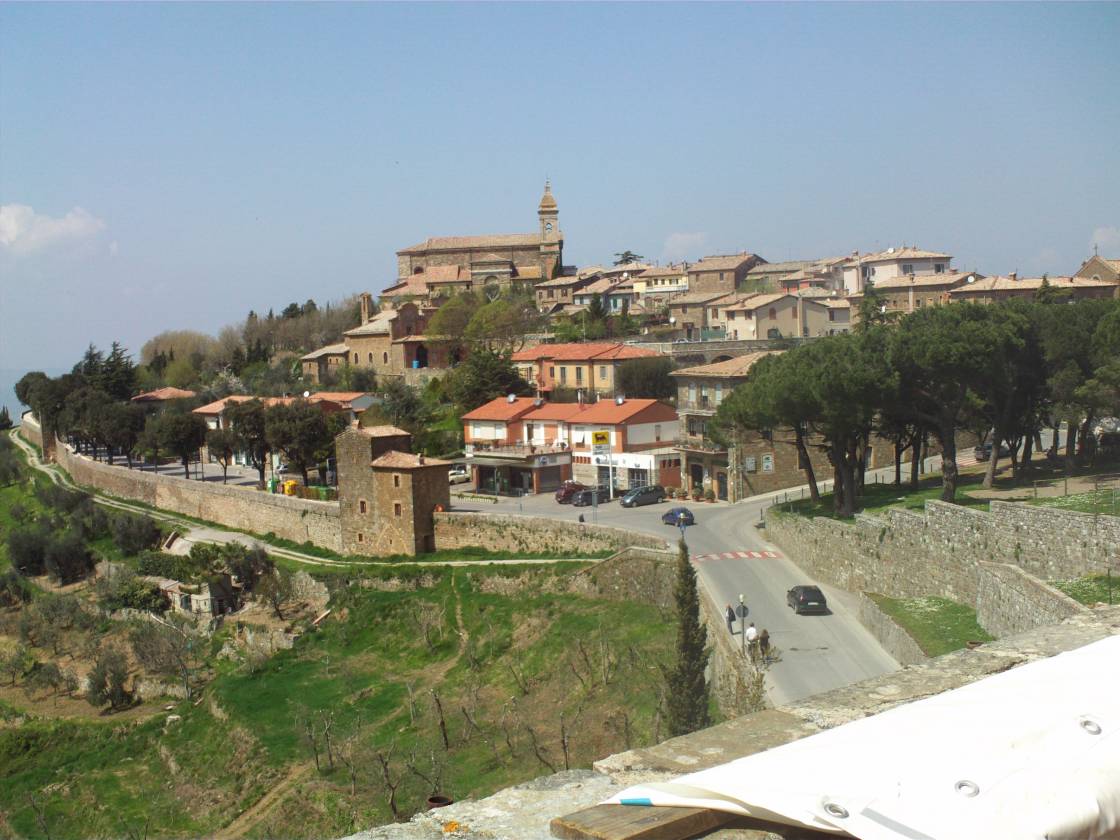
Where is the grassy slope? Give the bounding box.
[1049,575,1119,606]
[866,593,993,657]
[1032,489,1120,516]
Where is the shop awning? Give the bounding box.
[607,634,1120,839]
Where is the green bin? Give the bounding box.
[267,478,279,494]
[317,486,329,501]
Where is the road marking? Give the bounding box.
[692,549,781,562]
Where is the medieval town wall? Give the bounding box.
[17,413,44,451]
[433,511,668,555]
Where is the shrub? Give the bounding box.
[44,532,95,584]
[111,513,163,556]
[96,571,167,614]
[7,526,49,576]
[86,647,131,711]
[0,569,34,606]
[137,551,205,583]
[34,483,90,514]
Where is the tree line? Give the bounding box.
[715,297,1120,517]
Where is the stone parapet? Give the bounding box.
[976,561,1089,638]
[433,511,668,555]
[54,443,342,551]
[17,412,43,451]
[857,593,927,666]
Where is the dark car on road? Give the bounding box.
[620,485,665,508]
[572,486,612,507]
[973,442,1011,462]
[787,585,828,615]
[661,506,695,526]
[555,481,587,504]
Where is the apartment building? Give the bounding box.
[511,342,661,397]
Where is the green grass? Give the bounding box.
[1031,489,1120,516]
[1049,574,1119,606]
[867,593,993,657]
[781,473,992,520]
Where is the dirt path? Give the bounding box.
[211,761,313,840]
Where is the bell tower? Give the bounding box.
[538,180,559,240]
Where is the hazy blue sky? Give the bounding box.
[2,2,1119,376]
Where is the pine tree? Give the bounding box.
[664,538,711,736]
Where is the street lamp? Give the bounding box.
[738,593,746,658]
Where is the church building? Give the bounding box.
[386,182,564,298]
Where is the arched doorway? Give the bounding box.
[415,344,429,368]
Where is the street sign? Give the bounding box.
[592,430,610,455]
[736,603,749,618]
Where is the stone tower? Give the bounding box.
[335,425,451,556]
[538,181,562,279]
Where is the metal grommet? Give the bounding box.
[1081,718,1102,735]
[955,780,980,798]
[824,802,849,819]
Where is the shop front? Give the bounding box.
[466,447,572,495]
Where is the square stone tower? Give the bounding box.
[336,425,451,556]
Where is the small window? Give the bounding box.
[768,308,776,320]
[383,352,388,364]
[393,474,401,488]
[655,424,661,442]
[549,366,555,378]
[902,263,914,275]
[359,499,367,514]
[368,352,373,363]
[935,263,945,274]
[393,502,402,517]
[354,353,359,363]
[357,532,364,543]
[829,310,836,322]
[575,368,583,383]
[599,365,607,378]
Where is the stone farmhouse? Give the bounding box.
[686,252,766,294]
[949,273,1119,304]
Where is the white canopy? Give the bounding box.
[608,634,1120,839]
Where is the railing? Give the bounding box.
[466,443,570,458]
[674,436,728,453]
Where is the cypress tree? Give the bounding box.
[664,538,711,736]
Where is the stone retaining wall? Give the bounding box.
[567,546,676,611]
[767,500,1101,638]
[17,413,43,451]
[976,562,1088,639]
[857,594,927,666]
[433,511,669,555]
[55,443,343,551]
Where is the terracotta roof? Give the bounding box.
[344,309,399,337]
[399,233,549,254]
[131,387,197,402]
[724,293,796,312]
[566,398,678,425]
[382,275,431,298]
[578,278,617,296]
[300,342,350,361]
[844,247,951,266]
[511,342,660,363]
[355,425,411,437]
[637,264,687,278]
[950,275,1115,294]
[672,351,780,378]
[461,396,538,422]
[192,395,295,416]
[667,291,735,305]
[309,391,367,404]
[868,271,976,291]
[690,253,760,272]
[522,402,584,421]
[370,450,451,469]
[745,260,815,275]
[535,274,590,288]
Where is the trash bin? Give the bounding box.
[316,486,329,501]
[267,478,279,494]
[283,480,298,496]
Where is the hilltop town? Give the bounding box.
[4,184,1120,840]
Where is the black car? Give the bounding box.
[661,506,695,526]
[572,486,611,507]
[620,485,665,508]
[555,481,587,504]
[787,585,828,615]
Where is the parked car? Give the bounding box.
[787,585,828,615]
[572,486,612,507]
[661,506,695,526]
[448,465,471,484]
[973,442,1012,462]
[555,481,587,504]
[620,485,665,508]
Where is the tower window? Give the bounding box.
[359,499,367,514]
[383,352,388,364]
[393,474,401,488]
[357,532,364,543]
[394,502,402,517]
[368,352,373,363]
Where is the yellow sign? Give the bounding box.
[591,430,610,445]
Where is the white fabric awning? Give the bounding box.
[608,635,1120,839]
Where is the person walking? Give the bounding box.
[759,628,771,663]
[726,603,736,635]
[745,622,759,661]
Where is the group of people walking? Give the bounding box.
[725,604,771,663]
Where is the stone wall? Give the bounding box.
[858,593,927,666]
[975,562,1088,639]
[55,444,342,552]
[766,499,1102,638]
[433,511,669,555]
[17,412,43,451]
[567,546,676,611]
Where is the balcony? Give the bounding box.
[466,442,570,459]
[678,397,717,414]
[674,436,727,454]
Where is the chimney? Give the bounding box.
[360,292,372,324]
[1009,272,1018,282]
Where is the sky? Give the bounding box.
[2,2,1119,380]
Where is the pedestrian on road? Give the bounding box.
[745,622,759,661]
[725,604,735,634]
[759,628,771,663]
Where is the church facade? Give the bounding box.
[389,183,564,297]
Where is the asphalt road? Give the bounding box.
[454,488,902,706]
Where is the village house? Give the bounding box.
[742,259,817,292]
[777,256,849,293]
[948,273,1119,304]
[799,295,852,336]
[665,291,737,340]
[460,396,573,494]
[848,270,978,324]
[146,574,240,617]
[687,253,766,294]
[299,342,351,384]
[633,263,689,304]
[534,271,599,312]
[840,246,953,294]
[511,342,661,397]
[719,293,800,339]
[563,397,680,493]
[392,182,563,296]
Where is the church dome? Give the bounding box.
[538,180,557,210]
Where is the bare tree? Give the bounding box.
[430,689,450,751]
[373,743,404,820]
[413,601,445,652]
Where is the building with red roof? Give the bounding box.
[510,341,663,398]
